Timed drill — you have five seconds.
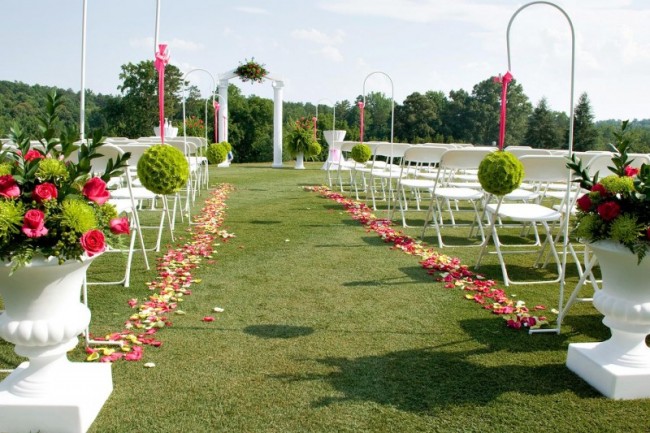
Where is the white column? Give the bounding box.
[218,79,229,143]
[272,80,284,168]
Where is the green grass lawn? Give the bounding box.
[1,161,648,432]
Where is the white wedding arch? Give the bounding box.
[217,70,285,168]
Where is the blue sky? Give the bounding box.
[2,0,650,120]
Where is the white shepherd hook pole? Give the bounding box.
[80,0,88,141]
[507,1,576,335]
[154,0,161,52]
[362,71,395,215]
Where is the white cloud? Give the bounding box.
[291,28,345,45]
[234,6,270,15]
[320,46,344,62]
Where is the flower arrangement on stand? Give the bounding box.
[235,58,268,83]
[568,121,650,262]
[0,92,130,432]
[286,117,321,169]
[0,92,130,270]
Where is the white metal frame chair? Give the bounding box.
[364,143,412,211]
[422,148,493,247]
[393,145,448,227]
[475,155,570,286]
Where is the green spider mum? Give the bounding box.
[600,175,635,194]
[61,199,98,234]
[36,158,69,183]
[0,200,25,246]
[610,214,642,245]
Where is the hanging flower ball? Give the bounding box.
[137,145,189,195]
[351,144,372,163]
[478,150,524,196]
[206,143,228,165]
[306,141,322,158]
[218,141,232,153]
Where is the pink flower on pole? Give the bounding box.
[22,209,48,238]
[0,175,20,198]
[82,177,110,205]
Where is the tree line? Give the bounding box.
[1,60,649,163]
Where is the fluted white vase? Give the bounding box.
[0,256,113,433]
[567,240,650,399]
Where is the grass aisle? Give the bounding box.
[2,162,649,432]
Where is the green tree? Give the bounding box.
[570,92,598,151]
[524,98,563,148]
[117,60,184,138]
[395,91,446,143]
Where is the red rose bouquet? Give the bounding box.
[235,58,268,83]
[0,92,131,271]
[568,121,650,263]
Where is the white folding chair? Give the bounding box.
[475,155,569,286]
[364,143,411,211]
[393,145,448,227]
[422,148,493,247]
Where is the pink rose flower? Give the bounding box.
[80,229,106,257]
[591,183,607,196]
[624,166,639,177]
[109,217,130,235]
[576,194,592,212]
[597,201,621,221]
[22,209,48,238]
[33,182,58,203]
[0,175,20,198]
[82,177,110,205]
[24,149,44,162]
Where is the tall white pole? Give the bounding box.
[154,0,161,52]
[80,0,87,141]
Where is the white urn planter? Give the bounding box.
[153,125,178,139]
[567,240,650,399]
[0,256,113,433]
[294,152,305,170]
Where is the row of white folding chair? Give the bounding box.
[360,143,412,211]
[323,141,367,192]
[421,148,493,248]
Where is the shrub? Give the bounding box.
[351,144,372,163]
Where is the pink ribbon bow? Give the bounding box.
[212,101,220,143]
[357,101,365,144]
[494,71,513,150]
[155,44,170,144]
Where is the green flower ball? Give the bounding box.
[351,144,372,163]
[218,141,232,152]
[478,151,524,196]
[137,145,189,195]
[206,143,228,165]
[307,141,322,158]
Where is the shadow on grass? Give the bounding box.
[244,324,314,339]
[343,266,433,287]
[249,220,282,225]
[303,346,596,412]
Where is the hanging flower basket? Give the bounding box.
[136,145,189,195]
[478,150,524,196]
[235,58,268,83]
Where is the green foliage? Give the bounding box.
[524,98,565,148]
[219,141,232,152]
[206,143,228,164]
[351,144,372,163]
[478,151,524,195]
[182,116,205,137]
[136,145,189,194]
[307,140,321,158]
[286,117,316,157]
[571,92,598,151]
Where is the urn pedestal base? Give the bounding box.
[0,362,112,433]
[567,342,650,400]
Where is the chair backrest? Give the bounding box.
[402,145,448,165]
[507,147,552,158]
[518,155,570,183]
[372,143,411,159]
[439,148,494,170]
